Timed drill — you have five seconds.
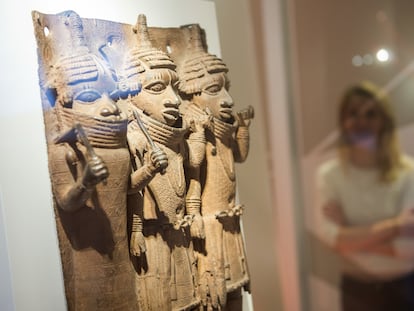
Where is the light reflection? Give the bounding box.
[353,49,391,67]
[376,48,390,62]
[352,55,363,67]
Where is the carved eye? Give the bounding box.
[74,90,102,103]
[203,84,221,95]
[145,82,166,94]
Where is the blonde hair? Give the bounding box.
[337,81,409,182]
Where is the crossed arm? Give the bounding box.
[323,202,414,257]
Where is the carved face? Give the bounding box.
[130,68,181,126]
[60,56,123,121]
[192,73,234,122]
[70,89,122,121]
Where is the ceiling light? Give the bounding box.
[376,48,390,62]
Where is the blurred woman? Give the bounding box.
[317,81,414,311]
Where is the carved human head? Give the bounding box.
[178,25,234,122]
[46,11,123,125]
[123,14,181,127]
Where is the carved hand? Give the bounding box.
[190,110,214,133]
[236,105,254,127]
[81,155,109,189]
[190,214,205,239]
[130,231,146,256]
[149,148,168,173]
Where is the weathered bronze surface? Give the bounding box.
[177,24,253,310]
[32,10,252,311]
[32,10,138,311]
[123,14,205,311]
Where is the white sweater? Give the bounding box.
[317,157,414,280]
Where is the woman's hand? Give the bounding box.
[323,201,346,225]
[396,208,414,236]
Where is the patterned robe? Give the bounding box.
[184,104,250,310]
[127,112,200,311]
[49,113,138,311]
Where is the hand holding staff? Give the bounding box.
[133,109,168,174]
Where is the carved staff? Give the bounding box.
[132,109,167,174]
[55,123,108,184]
[74,123,99,160]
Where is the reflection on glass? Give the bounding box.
[288,1,414,310]
[316,82,414,311]
[376,48,390,62]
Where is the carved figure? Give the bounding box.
[33,10,254,311]
[38,11,138,311]
[178,25,253,310]
[124,15,206,311]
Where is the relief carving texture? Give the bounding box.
[32,10,253,311]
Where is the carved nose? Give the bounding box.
[100,100,120,117]
[163,86,181,107]
[220,100,234,108]
[220,89,234,108]
[163,96,181,108]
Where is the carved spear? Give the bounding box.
[132,109,167,174]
